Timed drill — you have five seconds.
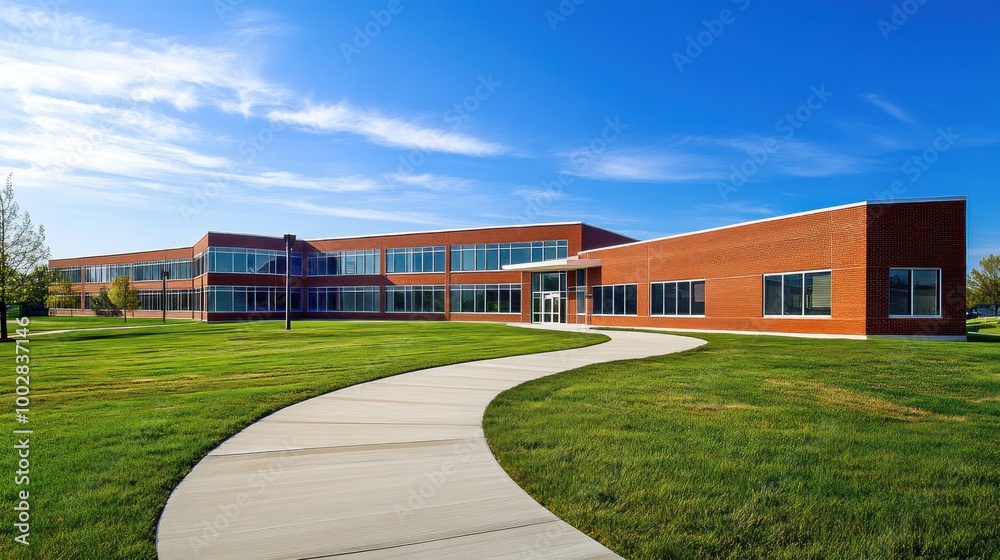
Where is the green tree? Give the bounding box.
[108,275,140,322]
[90,288,116,316]
[46,278,79,315]
[968,254,1000,316]
[0,173,50,340]
[12,265,56,306]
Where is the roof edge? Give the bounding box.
[580,197,966,253]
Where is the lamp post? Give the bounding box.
[283,234,296,330]
[161,269,169,323]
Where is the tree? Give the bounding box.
[968,254,1000,316]
[90,288,116,316]
[46,278,79,316]
[108,275,140,323]
[12,265,55,306]
[0,174,50,340]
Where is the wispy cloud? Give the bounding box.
[561,135,873,183]
[271,199,447,225]
[0,1,508,229]
[269,102,507,156]
[865,93,917,126]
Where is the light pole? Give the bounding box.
[283,234,296,330]
[161,269,169,323]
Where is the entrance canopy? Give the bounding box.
[502,257,602,272]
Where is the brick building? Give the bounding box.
[48,197,966,339]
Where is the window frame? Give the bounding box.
[762,269,833,318]
[385,246,446,274]
[650,279,706,317]
[591,283,638,316]
[888,267,942,318]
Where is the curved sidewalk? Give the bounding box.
[156,326,704,559]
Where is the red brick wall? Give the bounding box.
[579,204,871,335]
[865,200,966,336]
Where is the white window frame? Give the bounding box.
[649,279,707,317]
[888,267,942,318]
[762,269,832,318]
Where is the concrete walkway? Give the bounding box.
[156,326,704,559]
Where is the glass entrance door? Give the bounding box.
[531,272,567,323]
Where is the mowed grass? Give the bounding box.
[8,316,198,333]
[484,333,1000,559]
[0,320,604,559]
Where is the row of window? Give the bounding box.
[593,284,638,316]
[594,269,940,318]
[450,284,522,314]
[386,285,446,313]
[307,286,380,313]
[79,259,195,283]
[53,266,83,283]
[206,286,303,313]
[84,289,203,311]
[198,248,303,276]
[764,271,832,316]
[59,239,570,282]
[307,250,379,276]
[59,267,944,318]
[651,280,706,316]
[385,246,446,274]
[136,290,203,312]
[451,241,568,272]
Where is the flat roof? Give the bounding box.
[304,221,587,243]
[502,258,602,272]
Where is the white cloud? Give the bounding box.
[269,102,508,156]
[0,0,511,239]
[272,199,449,225]
[865,93,917,126]
[562,135,872,184]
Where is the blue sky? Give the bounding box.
[1,1,996,271]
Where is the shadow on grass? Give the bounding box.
[967,332,1000,343]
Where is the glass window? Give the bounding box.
[691,281,706,315]
[765,271,831,316]
[783,273,803,315]
[912,269,939,315]
[677,282,690,315]
[451,241,569,271]
[805,272,831,315]
[764,275,783,316]
[385,285,445,313]
[625,285,637,315]
[889,268,939,316]
[451,284,521,314]
[651,283,663,315]
[592,284,638,315]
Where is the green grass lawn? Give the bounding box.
[485,333,1000,559]
[0,320,604,559]
[8,316,198,333]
